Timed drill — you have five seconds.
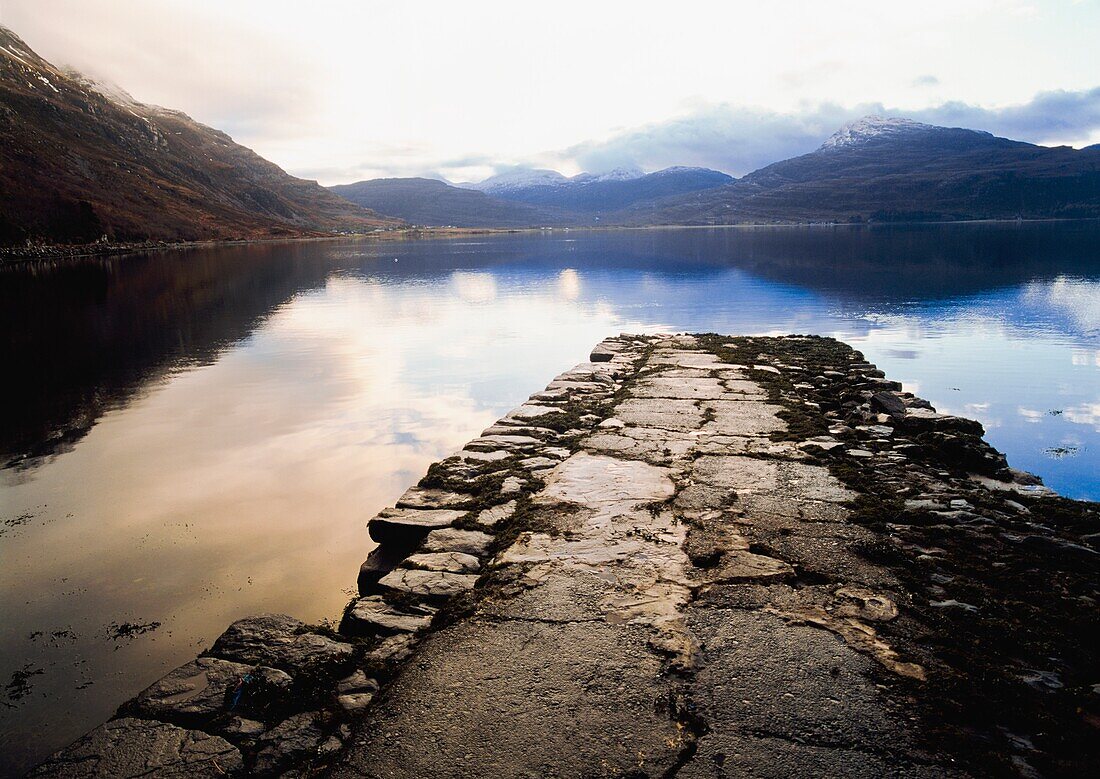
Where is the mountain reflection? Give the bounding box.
[2,222,1098,473]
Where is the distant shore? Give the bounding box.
[0,227,532,266]
[3,217,1096,266]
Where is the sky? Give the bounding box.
[3,0,1099,184]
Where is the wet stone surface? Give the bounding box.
[30,334,1100,778]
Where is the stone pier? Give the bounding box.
[31,335,1100,778]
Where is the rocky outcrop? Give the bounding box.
[30,335,1099,778]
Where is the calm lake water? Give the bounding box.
[2,223,1099,773]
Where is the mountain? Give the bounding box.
[462,167,571,194]
[570,166,645,184]
[330,166,734,226]
[618,116,1100,224]
[329,177,568,227]
[0,26,400,246]
[463,165,734,215]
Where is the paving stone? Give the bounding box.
[403,551,481,573]
[421,528,494,556]
[377,568,480,599]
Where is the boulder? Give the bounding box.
[128,657,252,725]
[476,499,517,527]
[208,614,354,677]
[869,391,907,418]
[336,670,379,695]
[337,692,374,714]
[590,346,616,362]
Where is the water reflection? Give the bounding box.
[1,223,1098,774]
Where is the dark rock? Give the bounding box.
[900,410,984,436]
[222,716,266,738]
[357,543,413,595]
[127,656,251,725]
[27,717,243,778]
[253,712,326,776]
[208,614,354,677]
[226,666,294,721]
[869,391,906,418]
[1010,468,1045,486]
[1019,534,1099,570]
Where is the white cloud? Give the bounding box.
[1064,402,1100,431]
[4,0,1100,183]
[555,89,1100,177]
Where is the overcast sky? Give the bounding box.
[3,0,1099,184]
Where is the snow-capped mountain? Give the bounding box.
[819,115,996,150]
[620,116,1100,224]
[464,168,570,194]
[571,166,645,184]
[463,165,733,213]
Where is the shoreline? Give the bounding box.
[0,227,531,267]
[4,216,1098,267]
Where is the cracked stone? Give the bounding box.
[377,568,480,599]
[421,528,494,556]
[27,718,243,778]
[342,596,436,636]
[208,614,354,675]
[403,551,481,573]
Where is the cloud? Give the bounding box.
[4,0,324,141]
[913,75,941,87]
[552,88,1100,177]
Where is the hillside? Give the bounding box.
[329,178,568,227]
[0,26,400,246]
[616,117,1100,224]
